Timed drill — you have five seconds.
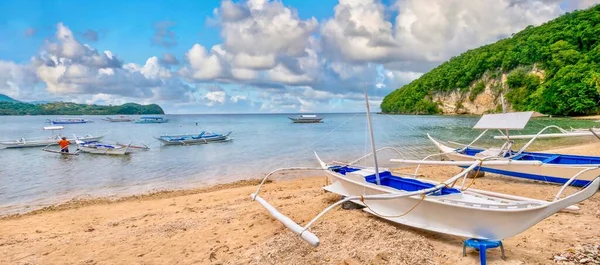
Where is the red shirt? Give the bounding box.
[58,139,70,148]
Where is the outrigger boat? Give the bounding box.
[427,111,600,186]
[42,145,80,155]
[288,114,323,123]
[155,131,232,145]
[250,88,600,247]
[493,127,600,140]
[134,116,169,124]
[76,140,133,155]
[0,126,104,148]
[47,118,93,124]
[102,115,134,122]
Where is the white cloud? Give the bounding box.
[181,44,223,80]
[568,0,600,10]
[204,91,227,106]
[0,61,38,99]
[320,0,564,63]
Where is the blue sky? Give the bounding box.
[0,0,596,113]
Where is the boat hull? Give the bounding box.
[323,168,599,240]
[156,135,231,145]
[156,132,232,145]
[428,135,600,186]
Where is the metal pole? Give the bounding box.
[363,84,380,185]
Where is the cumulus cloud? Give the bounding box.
[152,20,177,48]
[320,0,564,63]
[2,22,195,106]
[0,61,38,99]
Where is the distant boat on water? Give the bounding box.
[134,116,169,124]
[102,115,134,122]
[48,118,93,124]
[155,131,232,145]
[288,114,323,123]
[0,126,103,148]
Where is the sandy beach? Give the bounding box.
[1,142,599,265]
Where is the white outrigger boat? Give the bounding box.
[0,126,104,149]
[251,88,600,247]
[493,127,600,140]
[76,140,132,155]
[102,115,134,122]
[288,114,324,123]
[155,131,232,145]
[427,111,600,186]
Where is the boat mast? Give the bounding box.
[363,83,380,185]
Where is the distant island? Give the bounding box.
[381,5,600,116]
[0,94,164,115]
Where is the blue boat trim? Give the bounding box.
[330,166,461,196]
[462,147,600,165]
[455,147,600,186]
[458,166,592,187]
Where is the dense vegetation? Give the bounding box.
[381,5,600,116]
[0,99,164,115]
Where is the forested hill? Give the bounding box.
[381,5,600,116]
[0,99,165,115]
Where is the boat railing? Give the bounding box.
[554,166,600,201]
[510,125,571,158]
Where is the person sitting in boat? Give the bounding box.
[58,137,70,153]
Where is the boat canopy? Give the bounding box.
[140,116,163,119]
[473,111,533,130]
[300,115,317,118]
[43,126,64,130]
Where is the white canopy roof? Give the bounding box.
[473,111,533,130]
[43,126,64,130]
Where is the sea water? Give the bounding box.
[0,114,594,215]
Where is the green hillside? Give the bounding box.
[0,94,20,103]
[0,101,164,115]
[381,5,600,116]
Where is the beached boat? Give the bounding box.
[102,115,134,122]
[288,115,323,123]
[251,89,600,247]
[47,118,93,124]
[76,140,132,155]
[155,131,232,145]
[134,116,169,124]
[427,111,600,186]
[492,127,600,140]
[0,126,104,149]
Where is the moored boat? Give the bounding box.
[48,118,93,124]
[288,115,323,123]
[155,131,232,145]
[134,116,169,124]
[102,115,134,122]
[76,140,132,155]
[427,111,600,186]
[0,126,104,148]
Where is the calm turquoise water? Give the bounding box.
[0,114,595,215]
